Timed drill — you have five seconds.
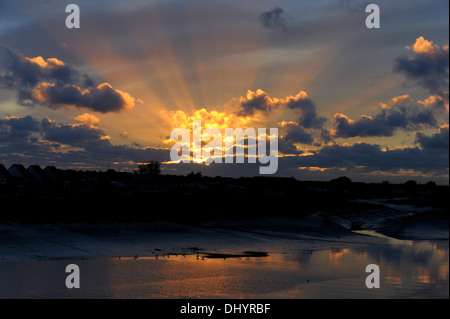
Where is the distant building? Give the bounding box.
[0,164,12,185]
[8,164,32,182]
[27,165,47,184]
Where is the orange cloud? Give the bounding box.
[407,36,449,57]
[418,94,449,111]
[74,113,100,127]
[162,108,256,136]
[24,56,66,68]
[379,95,411,109]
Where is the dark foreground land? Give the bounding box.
[0,169,448,224]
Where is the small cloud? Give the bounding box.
[239,89,277,115]
[258,7,289,32]
[406,36,447,56]
[394,37,449,95]
[74,113,100,127]
[418,93,449,111]
[24,56,66,68]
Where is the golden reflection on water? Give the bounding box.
[386,275,403,287]
[102,238,448,298]
[1,236,447,298]
[328,248,350,261]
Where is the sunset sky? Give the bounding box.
[0,0,448,183]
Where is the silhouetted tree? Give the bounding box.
[425,181,437,188]
[404,179,418,194]
[330,176,352,186]
[187,171,202,181]
[404,180,417,187]
[137,161,161,175]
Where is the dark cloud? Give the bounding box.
[415,125,449,150]
[332,105,438,138]
[238,89,273,115]
[236,90,327,153]
[32,82,135,113]
[40,117,107,148]
[0,115,169,170]
[258,7,289,32]
[0,43,137,113]
[286,95,326,129]
[163,141,448,183]
[0,115,40,141]
[1,116,447,182]
[279,123,313,154]
[418,92,449,112]
[237,90,326,130]
[0,43,87,98]
[283,125,313,145]
[393,37,449,95]
[289,142,449,174]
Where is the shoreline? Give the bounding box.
[1,211,447,263]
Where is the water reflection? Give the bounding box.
[0,237,448,299]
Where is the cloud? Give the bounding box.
[238,89,277,115]
[40,117,108,149]
[278,121,313,154]
[237,90,325,130]
[289,142,449,174]
[0,115,40,141]
[74,113,101,127]
[162,107,255,135]
[165,89,327,154]
[0,115,170,170]
[258,7,289,32]
[0,43,89,95]
[332,99,438,138]
[379,94,413,109]
[415,125,449,150]
[394,37,449,95]
[163,141,448,181]
[0,42,138,113]
[418,93,449,112]
[1,114,447,181]
[32,82,136,113]
[284,91,326,129]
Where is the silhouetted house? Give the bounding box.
[0,164,12,185]
[44,166,62,182]
[8,164,32,182]
[27,165,47,184]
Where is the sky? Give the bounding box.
[0,0,448,184]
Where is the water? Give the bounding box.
[0,234,447,299]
